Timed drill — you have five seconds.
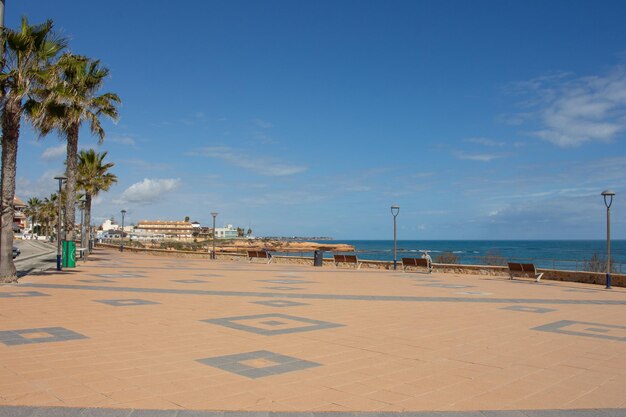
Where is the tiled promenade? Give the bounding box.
[1,249,625,416]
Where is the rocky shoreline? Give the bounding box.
[217,239,355,253]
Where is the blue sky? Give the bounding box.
[11,0,626,239]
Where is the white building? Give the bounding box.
[215,224,238,239]
[101,219,119,231]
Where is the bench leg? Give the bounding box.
[267,257,272,264]
[535,273,543,282]
[357,262,362,270]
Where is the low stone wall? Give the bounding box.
[96,243,625,287]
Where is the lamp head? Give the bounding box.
[121,209,127,215]
[54,175,67,181]
[211,212,218,217]
[390,204,400,216]
[601,190,615,208]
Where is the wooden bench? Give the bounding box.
[333,254,362,269]
[507,262,543,282]
[247,250,272,264]
[401,257,432,273]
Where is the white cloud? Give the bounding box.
[41,144,66,161]
[195,146,307,176]
[117,178,181,205]
[464,137,505,147]
[253,119,273,129]
[511,66,626,147]
[454,151,507,162]
[108,135,136,146]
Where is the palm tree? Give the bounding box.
[0,18,65,281]
[25,197,42,234]
[31,53,120,244]
[41,194,58,240]
[77,149,117,254]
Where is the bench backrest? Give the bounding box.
[402,257,429,267]
[508,262,537,274]
[334,254,358,263]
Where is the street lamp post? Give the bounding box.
[601,190,615,289]
[78,197,86,259]
[211,212,218,260]
[54,176,67,271]
[120,209,126,252]
[391,205,400,270]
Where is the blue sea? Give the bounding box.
[287,240,626,272]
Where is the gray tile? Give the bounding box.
[196,350,321,379]
[0,406,39,417]
[176,411,224,417]
[129,410,178,417]
[262,286,303,291]
[532,320,626,342]
[500,305,556,314]
[225,412,269,417]
[202,313,344,335]
[79,408,132,417]
[0,291,49,298]
[456,291,492,295]
[78,279,116,283]
[251,300,310,308]
[522,410,611,417]
[31,406,85,416]
[0,327,88,346]
[173,279,209,284]
[94,299,160,307]
[20,282,626,306]
[93,273,144,278]
[257,279,315,284]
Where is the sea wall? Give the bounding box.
[96,243,625,287]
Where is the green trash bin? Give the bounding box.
[62,240,76,268]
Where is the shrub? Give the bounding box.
[584,252,615,273]
[435,252,459,264]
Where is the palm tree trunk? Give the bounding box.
[84,193,92,257]
[0,100,22,282]
[64,123,79,242]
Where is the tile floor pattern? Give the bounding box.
[1,407,625,416]
[202,313,345,335]
[196,350,321,379]
[0,327,88,346]
[0,291,49,298]
[1,248,625,413]
[94,299,160,307]
[249,300,310,307]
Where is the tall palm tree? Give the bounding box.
[0,18,65,281]
[31,53,120,244]
[77,149,117,254]
[25,197,42,234]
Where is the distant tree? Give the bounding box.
[237,227,244,237]
[25,197,42,233]
[77,149,117,255]
[435,252,459,264]
[247,228,252,236]
[184,216,190,222]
